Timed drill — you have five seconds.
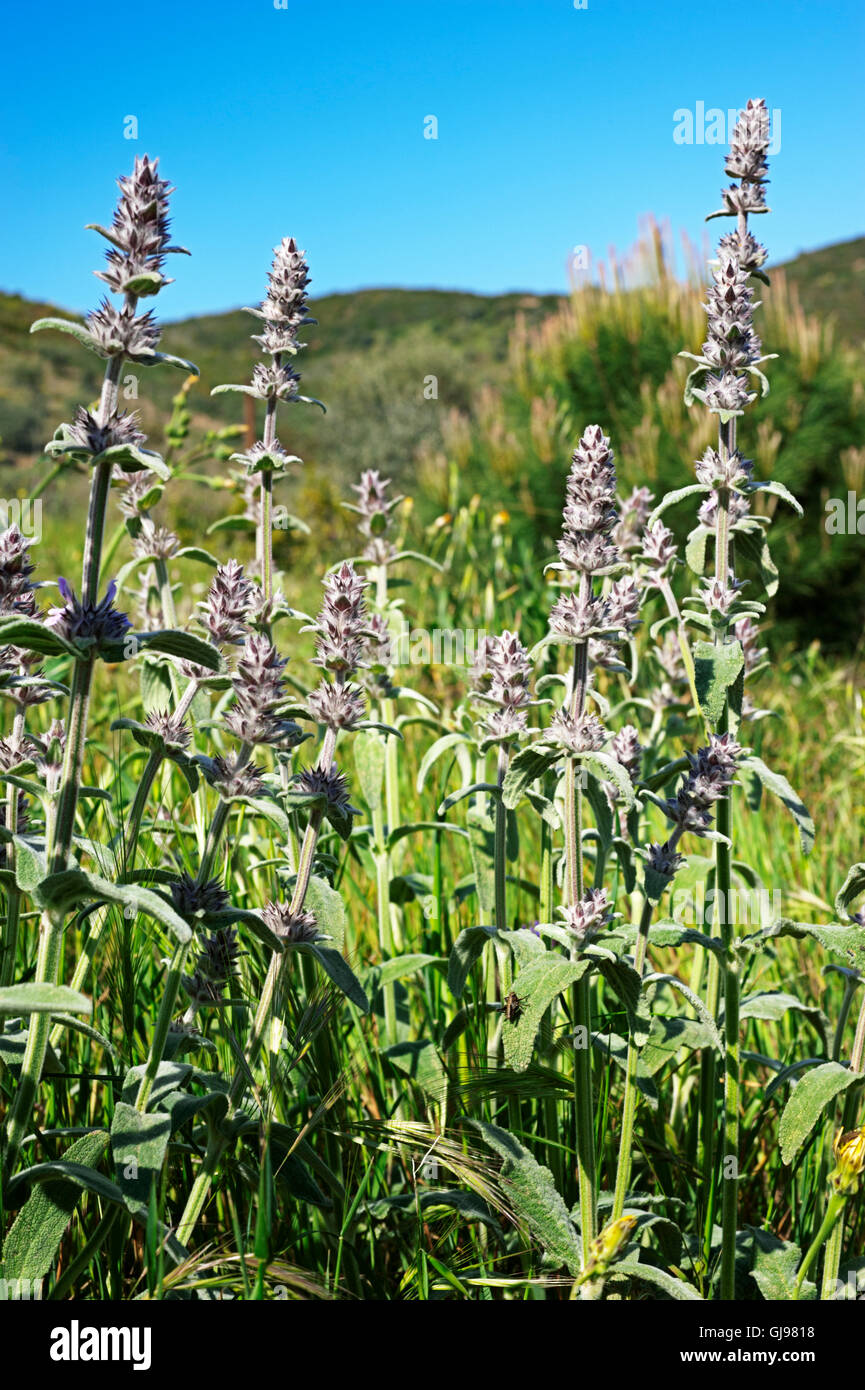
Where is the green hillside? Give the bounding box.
[2,236,861,495]
[771,235,865,346]
[0,285,561,489]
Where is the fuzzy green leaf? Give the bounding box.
[580,751,635,809]
[779,1061,861,1165]
[693,640,744,726]
[303,874,346,951]
[30,316,100,354]
[473,1121,581,1275]
[0,983,92,1016]
[0,616,78,659]
[747,479,804,516]
[38,868,193,944]
[648,484,710,525]
[136,629,223,671]
[110,1103,171,1206]
[765,916,865,970]
[448,924,497,1000]
[750,1232,815,1301]
[502,746,560,810]
[297,943,369,1013]
[1,1131,109,1284]
[615,1258,703,1300]
[740,755,814,854]
[354,730,386,814]
[835,864,865,921]
[503,955,588,1073]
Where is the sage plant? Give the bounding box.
[216,236,321,610]
[3,157,199,1167]
[680,97,774,1298]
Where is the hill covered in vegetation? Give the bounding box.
[1,235,862,648]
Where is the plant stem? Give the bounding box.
[0,709,26,1010]
[134,937,191,1111]
[819,990,865,1297]
[657,576,708,731]
[565,579,597,1261]
[718,767,738,1300]
[260,384,279,605]
[175,727,339,1247]
[611,896,654,1219]
[372,796,398,1048]
[714,423,739,1302]
[797,1192,845,1299]
[261,471,274,603]
[3,907,65,1165]
[51,1205,120,1299]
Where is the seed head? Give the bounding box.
[549,590,607,642]
[646,841,685,884]
[86,300,161,358]
[169,873,230,921]
[605,575,642,632]
[613,486,654,553]
[725,99,770,184]
[664,733,742,836]
[718,228,767,274]
[253,237,311,344]
[695,446,754,490]
[66,406,146,458]
[210,752,265,800]
[295,761,358,818]
[556,426,620,573]
[45,578,132,650]
[470,630,532,743]
[227,635,300,747]
[734,615,767,676]
[352,470,401,565]
[251,359,301,402]
[559,888,613,947]
[133,518,180,562]
[698,490,750,530]
[610,725,643,781]
[640,520,677,583]
[306,679,366,731]
[261,901,320,944]
[309,562,368,675]
[547,709,606,754]
[144,708,191,751]
[701,574,745,616]
[95,154,182,295]
[34,719,66,794]
[183,925,242,1006]
[117,468,159,518]
[198,560,254,648]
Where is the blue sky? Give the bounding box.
[2,0,862,319]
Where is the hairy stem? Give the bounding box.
[134,937,191,1111]
[566,577,596,1262]
[611,896,654,1219]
